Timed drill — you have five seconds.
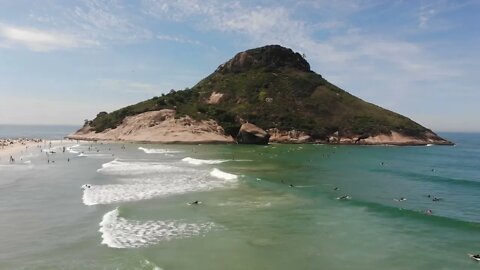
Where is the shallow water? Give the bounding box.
[0,133,479,269]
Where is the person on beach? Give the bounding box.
[9,155,14,163]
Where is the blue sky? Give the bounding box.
[0,0,479,132]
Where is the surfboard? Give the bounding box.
[468,254,480,261]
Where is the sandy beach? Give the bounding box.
[0,139,42,161]
[0,139,71,163]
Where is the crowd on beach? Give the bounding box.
[0,138,43,149]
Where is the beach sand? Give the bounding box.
[0,139,66,162]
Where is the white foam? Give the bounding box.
[82,173,235,205]
[182,157,228,165]
[78,153,114,158]
[426,144,433,147]
[210,168,238,181]
[138,147,182,154]
[99,208,216,248]
[97,159,182,176]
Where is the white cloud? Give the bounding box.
[419,6,436,28]
[67,0,152,42]
[143,0,456,81]
[0,23,97,52]
[157,34,200,44]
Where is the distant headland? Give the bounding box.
[69,45,453,146]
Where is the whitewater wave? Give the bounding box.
[84,162,237,205]
[138,147,182,154]
[96,159,184,176]
[78,153,114,158]
[182,157,228,165]
[67,147,80,154]
[210,168,238,180]
[99,208,216,248]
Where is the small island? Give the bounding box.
[69,45,452,146]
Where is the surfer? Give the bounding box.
[333,187,339,191]
[289,184,295,188]
[470,254,480,261]
[425,209,433,215]
[395,197,407,202]
[189,200,201,205]
[432,197,442,202]
[337,195,351,200]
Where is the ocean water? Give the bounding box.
[0,124,78,139]
[0,132,479,269]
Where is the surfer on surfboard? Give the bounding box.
[468,254,480,261]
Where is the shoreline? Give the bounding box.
[66,136,454,146]
[0,139,68,162]
[0,140,43,162]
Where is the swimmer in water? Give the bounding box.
[189,200,201,205]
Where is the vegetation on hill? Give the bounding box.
[88,45,433,141]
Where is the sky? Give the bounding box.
[0,0,479,132]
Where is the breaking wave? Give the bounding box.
[99,208,216,248]
[182,157,228,165]
[138,147,182,154]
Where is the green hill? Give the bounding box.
[85,45,450,144]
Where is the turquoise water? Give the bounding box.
[0,132,479,269]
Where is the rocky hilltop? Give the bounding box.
[70,45,452,145]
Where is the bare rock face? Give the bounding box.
[268,128,311,143]
[68,109,234,144]
[237,123,270,145]
[206,91,224,104]
[216,45,311,74]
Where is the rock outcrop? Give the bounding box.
[216,45,311,74]
[268,128,312,143]
[237,123,270,145]
[68,109,234,144]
